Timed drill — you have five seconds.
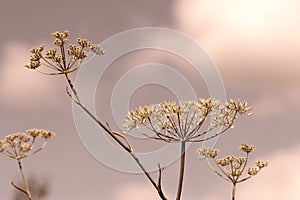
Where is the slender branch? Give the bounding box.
[70,94,133,152]
[40,56,63,71]
[214,160,233,182]
[188,127,213,141]
[60,43,67,69]
[183,110,191,133]
[65,75,168,200]
[166,115,180,136]
[67,57,77,69]
[17,160,32,200]
[238,167,263,183]
[186,110,208,138]
[131,154,167,200]
[229,160,235,182]
[190,111,237,142]
[35,69,63,76]
[205,159,231,182]
[232,183,236,200]
[177,113,184,138]
[31,140,47,155]
[11,181,27,195]
[157,164,164,191]
[135,128,173,143]
[176,141,186,200]
[184,110,196,135]
[147,117,180,142]
[240,153,249,176]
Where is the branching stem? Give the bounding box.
[65,75,168,200]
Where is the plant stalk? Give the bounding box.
[65,75,168,200]
[232,183,236,200]
[176,141,186,200]
[18,160,32,200]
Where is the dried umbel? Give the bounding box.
[123,98,252,143]
[197,144,268,200]
[0,129,55,160]
[25,30,104,75]
[1,129,55,200]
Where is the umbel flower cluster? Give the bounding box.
[123,98,252,143]
[0,129,54,200]
[25,30,104,75]
[0,129,55,160]
[198,144,268,199]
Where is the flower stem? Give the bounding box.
[232,183,236,200]
[17,160,32,200]
[176,141,186,200]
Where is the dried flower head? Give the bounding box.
[25,30,104,75]
[240,144,256,153]
[198,144,268,187]
[247,167,259,176]
[0,129,55,160]
[123,98,251,143]
[197,148,219,158]
[255,160,268,169]
[226,99,252,115]
[27,129,55,140]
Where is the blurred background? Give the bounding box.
[0,0,299,199]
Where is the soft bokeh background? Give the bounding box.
[0,0,299,199]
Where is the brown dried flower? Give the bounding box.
[240,144,256,153]
[197,144,268,200]
[123,98,251,143]
[25,30,104,75]
[197,148,219,158]
[0,129,55,160]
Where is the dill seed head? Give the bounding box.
[25,30,104,75]
[0,129,55,160]
[199,144,268,185]
[123,98,251,143]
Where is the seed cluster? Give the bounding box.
[123,98,251,142]
[0,129,55,160]
[25,31,104,75]
[197,144,268,184]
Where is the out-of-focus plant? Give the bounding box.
[0,129,55,200]
[24,30,267,200]
[198,144,268,200]
[12,176,50,200]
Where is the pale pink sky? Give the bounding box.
[0,0,300,199]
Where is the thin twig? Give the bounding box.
[17,160,32,200]
[65,75,168,200]
[176,141,186,200]
[232,183,236,200]
[11,181,27,195]
[205,159,231,182]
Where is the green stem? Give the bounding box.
[18,160,32,200]
[176,141,186,200]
